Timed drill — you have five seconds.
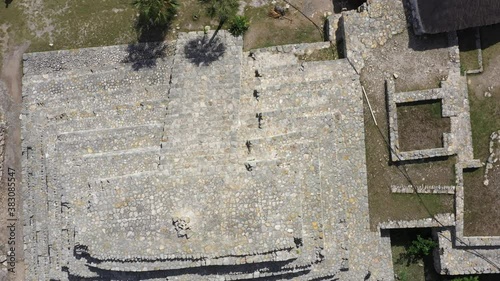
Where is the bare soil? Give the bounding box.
[397,101,451,151]
[0,42,27,281]
[360,30,455,229]
[243,0,329,50]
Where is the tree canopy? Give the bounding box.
[134,0,179,27]
[203,0,239,23]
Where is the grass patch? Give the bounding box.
[397,100,450,151]
[462,23,500,236]
[469,94,500,161]
[167,0,216,39]
[364,113,455,229]
[458,28,480,73]
[296,45,338,61]
[479,24,500,70]
[0,0,214,56]
[243,4,323,50]
[0,0,139,54]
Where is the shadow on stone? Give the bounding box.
[67,257,308,281]
[183,36,226,66]
[123,6,174,71]
[122,42,168,71]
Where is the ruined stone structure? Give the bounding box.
[20,0,500,280]
[21,31,394,280]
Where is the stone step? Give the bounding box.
[71,164,300,261]
[55,124,163,155]
[240,79,336,114]
[60,147,160,179]
[44,156,65,280]
[82,248,300,273]
[166,99,238,117]
[23,59,172,106]
[21,128,50,280]
[243,51,299,72]
[244,132,312,160]
[161,135,234,155]
[48,104,166,133]
[168,88,239,107]
[22,42,174,77]
[159,152,233,174]
[29,83,169,117]
[162,112,235,133]
[251,61,341,87]
[238,105,335,140]
[289,143,326,267]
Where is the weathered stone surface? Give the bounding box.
[21,30,394,280]
[20,0,500,279]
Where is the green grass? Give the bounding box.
[469,94,500,161]
[461,23,500,236]
[458,28,481,72]
[0,0,138,55]
[480,24,500,70]
[459,49,480,72]
[364,114,455,229]
[296,45,339,61]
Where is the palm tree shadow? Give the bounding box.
[123,7,172,71]
[183,35,226,66]
[122,42,168,71]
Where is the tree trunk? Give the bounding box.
[208,19,226,45]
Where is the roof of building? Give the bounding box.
[409,0,500,34]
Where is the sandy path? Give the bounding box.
[0,42,29,281]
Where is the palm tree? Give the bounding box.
[203,0,239,44]
[133,0,179,28]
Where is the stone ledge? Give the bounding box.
[378,213,455,230]
[391,184,455,194]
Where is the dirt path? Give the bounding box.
[0,42,29,281]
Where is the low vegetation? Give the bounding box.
[243,3,323,50]
[228,15,250,37]
[462,23,500,236]
[458,28,481,73]
[397,100,450,151]
[296,45,339,61]
[391,229,441,281]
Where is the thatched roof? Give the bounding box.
[409,0,500,34]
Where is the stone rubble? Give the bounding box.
[484,130,500,186]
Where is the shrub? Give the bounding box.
[133,0,178,27]
[407,235,438,259]
[228,15,250,37]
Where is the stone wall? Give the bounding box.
[391,184,455,194]
[378,213,455,229]
[250,41,331,56]
[0,123,4,184]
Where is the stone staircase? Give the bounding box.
[238,50,361,279]
[21,31,392,281]
[21,41,174,281]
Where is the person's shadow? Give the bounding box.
[5,0,13,8]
